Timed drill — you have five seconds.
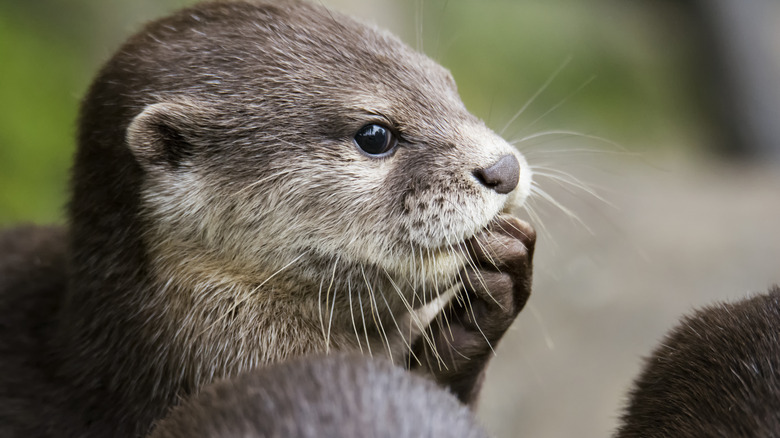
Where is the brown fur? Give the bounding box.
[616,286,780,437]
[0,1,534,436]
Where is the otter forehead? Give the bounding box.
[116,1,468,139]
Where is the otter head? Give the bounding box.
[75,1,531,341]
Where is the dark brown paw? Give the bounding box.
[411,215,536,406]
[460,215,536,339]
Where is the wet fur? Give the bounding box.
[0,1,534,436]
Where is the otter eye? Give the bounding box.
[354,124,397,156]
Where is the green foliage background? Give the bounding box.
[0,0,703,225]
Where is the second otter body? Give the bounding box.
[616,286,780,437]
[0,1,535,436]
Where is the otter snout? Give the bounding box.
[473,154,520,195]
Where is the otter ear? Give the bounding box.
[126,101,211,169]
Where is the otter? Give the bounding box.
[616,286,780,437]
[147,353,489,438]
[0,1,535,437]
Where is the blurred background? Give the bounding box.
[1,0,779,436]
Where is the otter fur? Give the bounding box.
[616,286,780,437]
[0,1,535,436]
[147,353,488,438]
[146,288,780,438]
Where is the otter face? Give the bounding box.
[121,2,531,294]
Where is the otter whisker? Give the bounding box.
[231,168,300,198]
[197,251,310,337]
[326,286,338,354]
[522,148,626,159]
[419,246,428,304]
[429,290,472,367]
[355,277,372,358]
[450,243,497,328]
[455,238,489,296]
[434,233,464,330]
[469,230,499,270]
[528,303,556,350]
[437,243,458,340]
[377,287,420,367]
[459,239,505,312]
[518,75,596,136]
[428,243,453,333]
[531,168,614,207]
[530,184,593,234]
[510,129,631,154]
[381,268,442,365]
[493,217,535,247]
[318,269,327,343]
[347,276,363,354]
[408,242,420,308]
[522,198,554,244]
[324,255,341,353]
[452,245,480,315]
[361,265,391,362]
[460,281,497,357]
[428,246,437,305]
[423,241,455,371]
[500,55,572,136]
[429,283,465,371]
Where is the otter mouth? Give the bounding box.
[461,214,506,250]
[416,212,535,296]
[422,195,529,267]
[429,212,511,257]
[461,212,535,256]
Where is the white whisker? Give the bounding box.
[198,251,309,336]
[347,276,363,354]
[519,75,596,135]
[511,129,631,154]
[522,197,555,246]
[355,278,372,358]
[530,185,593,234]
[500,56,572,136]
[532,169,615,208]
[362,265,392,362]
[460,285,497,357]
[528,303,555,350]
[324,255,340,353]
[377,287,419,366]
[382,268,441,364]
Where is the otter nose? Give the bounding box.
[473,154,520,195]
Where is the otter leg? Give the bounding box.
[411,216,536,407]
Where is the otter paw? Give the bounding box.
[412,215,536,406]
[460,215,536,340]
